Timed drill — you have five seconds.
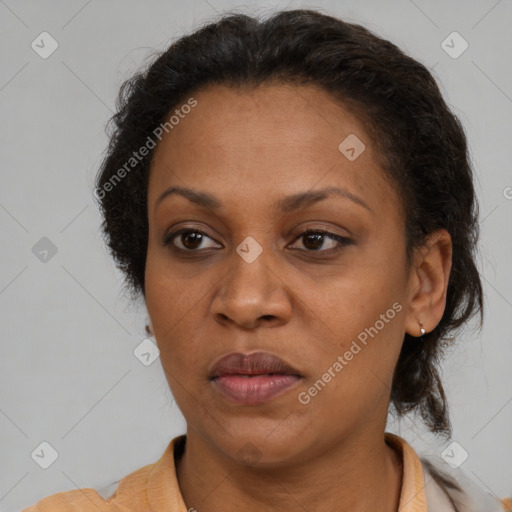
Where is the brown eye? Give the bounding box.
[290,229,351,253]
[302,232,325,250]
[179,232,204,250]
[163,229,220,251]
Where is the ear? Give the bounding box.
[145,318,154,337]
[404,228,452,337]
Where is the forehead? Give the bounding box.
[148,83,398,219]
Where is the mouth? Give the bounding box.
[208,351,302,380]
[211,372,295,378]
[208,351,303,405]
[211,373,302,404]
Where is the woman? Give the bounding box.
[24,8,511,512]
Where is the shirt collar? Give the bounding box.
[385,433,428,511]
[145,433,427,512]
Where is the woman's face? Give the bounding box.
[145,83,422,465]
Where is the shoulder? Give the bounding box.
[386,432,510,512]
[22,435,186,512]
[419,453,510,512]
[21,460,156,511]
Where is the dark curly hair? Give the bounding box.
[94,8,484,437]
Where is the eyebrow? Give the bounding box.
[155,185,372,214]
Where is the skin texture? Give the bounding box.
[144,83,452,512]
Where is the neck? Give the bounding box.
[175,427,403,512]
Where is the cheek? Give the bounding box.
[145,249,195,327]
[307,265,406,405]
[144,253,214,366]
[300,316,404,429]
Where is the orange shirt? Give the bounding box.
[22,433,509,511]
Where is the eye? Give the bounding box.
[289,229,351,253]
[163,227,351,254]
[163,228,221,251]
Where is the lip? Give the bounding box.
[208,351,302,379]
[211,374,302,404]
[208,351,303,405]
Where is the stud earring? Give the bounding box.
[419,320,426,337]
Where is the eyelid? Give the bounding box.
[288,228,352,252]
[162,227,221,249]
[163,225,352,254]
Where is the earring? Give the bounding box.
[419,320,426,337]
[145,323,153,337]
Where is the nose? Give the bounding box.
[210,245,293,330]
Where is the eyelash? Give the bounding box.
[163,227,351,255]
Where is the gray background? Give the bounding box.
[1,0,511,510]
